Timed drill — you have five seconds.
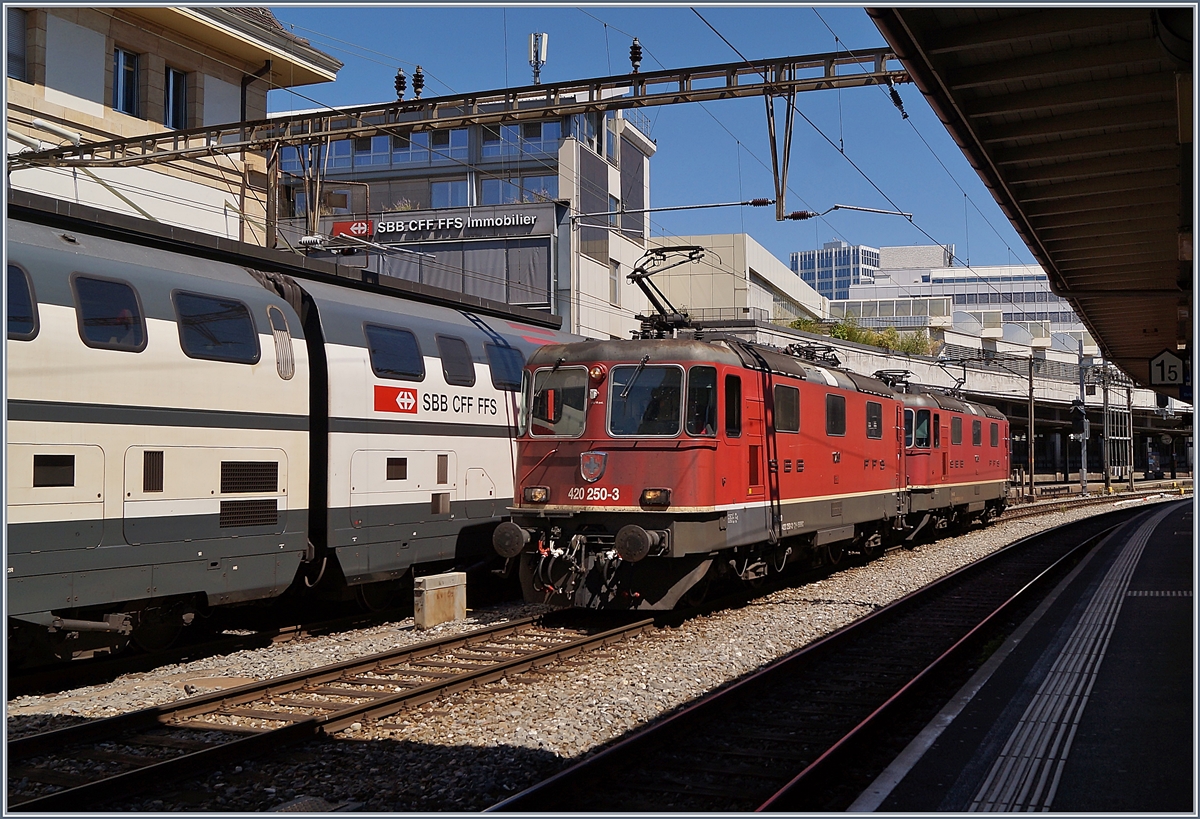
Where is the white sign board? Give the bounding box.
[1149,350,1185,385]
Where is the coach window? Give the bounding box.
[686,366,718,436]
[914,409,931,448]
[725,374,742,438]
[990,422,1000,447]
[485,344,524,391]
[866,401,883,439]
[951,416,963,445]
[530,366,587,437]
[773,384,799,433]
[365,324,424,380]
[174,292,258,363]
[609,365,682,437]
[825,393,846,436]
[972,419,982,446]
[73,275,146,351]
[437,335,476,387]
[7,264,37,340]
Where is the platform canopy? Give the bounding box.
[869,8,1193,396]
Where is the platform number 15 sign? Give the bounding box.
[1149,350,1185,386]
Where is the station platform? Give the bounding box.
[852,498,1194,813]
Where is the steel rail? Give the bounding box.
[9,616,655,812]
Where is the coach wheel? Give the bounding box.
[132,606,185,653]
[356,580,401,613]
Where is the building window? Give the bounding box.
[354,135,390,167]
[430,128,468,161]
[480,177,519,205]
[608,195,620,228]
[609,259,620,305]
[320,140,352,170]
[431,179,468,208]
[113,47,139,116]
[165,67,187,129]
[392,131,430,163]
[605,113,618,162]
[7,8,26,81]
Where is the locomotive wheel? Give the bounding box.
[826,542,845,566]
[860,531,884,560]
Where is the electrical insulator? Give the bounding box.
[630,38,643,74]
[785,210,818,221]
[412,66,425,99]
[748,198,772,207]
[394,68,406,100]
[887,80,909,120]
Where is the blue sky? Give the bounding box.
[267,5,1037,270]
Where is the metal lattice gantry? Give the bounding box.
[6,48,907,173]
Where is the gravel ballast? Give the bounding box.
[7,498,1179,812]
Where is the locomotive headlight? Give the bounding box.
[588,364,607,383]
[640,488,671,506]
[523,486,550,503]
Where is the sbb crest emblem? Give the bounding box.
[580,451,607,483]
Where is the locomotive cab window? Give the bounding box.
[437,334,475,387]
[990,422,1000,447]
[773,384,799,433]
[866,401,883,439]
[174,291,258,363]
[912,409,931,448]
[904,408,914,448]
[530,366,587,437]
[485,343,525,391]
[825,393,846,436]
[609,364,682,437]
[7,264,37,340]
[686,366,717,436]
[951,416,963,445]
[725,374,742,437]
[73,275,146,351]
[933,413,941,448]
[972,419,982,446]
[365,324,424,381]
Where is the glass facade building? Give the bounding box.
[790,240,880,300]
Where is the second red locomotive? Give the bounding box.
[493,247,1010,609]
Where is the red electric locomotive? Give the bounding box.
[492,247,1010,609]
[900,391,1010,537]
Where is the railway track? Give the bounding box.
[488,505,1162,813]
[7,614,654,812]
[1001,485,1188,521]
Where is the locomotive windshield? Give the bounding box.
[905,408,932,448]
[529,366,587,437]
[609,364,683,436]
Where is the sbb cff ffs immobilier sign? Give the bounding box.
[332,220,374,238]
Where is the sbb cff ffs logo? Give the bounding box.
[332,220,374,238]
[375,385,417,413]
